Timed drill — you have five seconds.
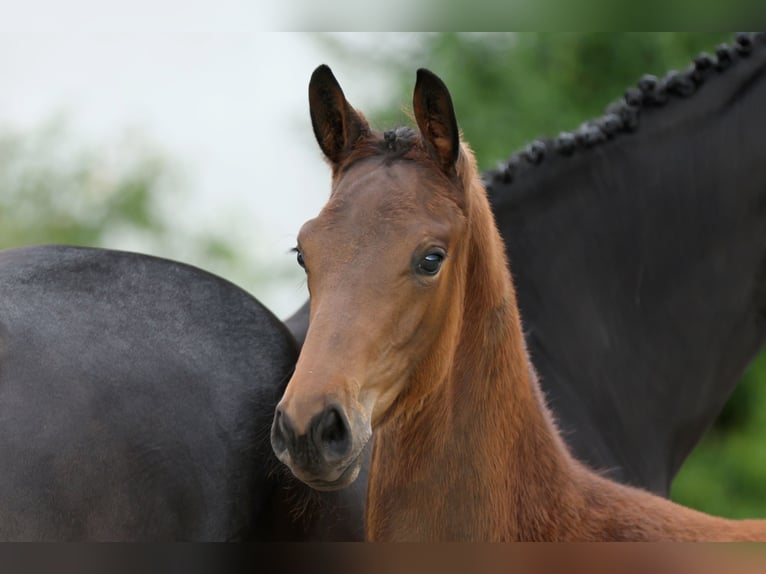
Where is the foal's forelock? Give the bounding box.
[326,144,474,224]
[332,128,420,177]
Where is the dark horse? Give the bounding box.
[0,33,764,540]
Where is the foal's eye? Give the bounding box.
[295,249,306,269]
[417,251,445,276]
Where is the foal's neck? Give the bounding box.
[365,176,580,542]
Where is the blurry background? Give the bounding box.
[1,28,764,517]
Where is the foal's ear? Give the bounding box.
[309,64,369,168]
[413,69,460,172]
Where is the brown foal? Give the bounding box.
[271,64,766,541]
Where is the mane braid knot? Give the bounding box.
[488,33,764,187]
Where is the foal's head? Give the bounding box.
[271,65,474,490]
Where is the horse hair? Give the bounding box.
[485,32,766,187]
[382,127,417,154]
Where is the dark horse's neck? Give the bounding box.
[486,39,766,493]
[365,159,581,541]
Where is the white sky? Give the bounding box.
[0,4,409,318]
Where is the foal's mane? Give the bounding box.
[483,32,766,188]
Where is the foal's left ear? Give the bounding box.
[413,69,460,173]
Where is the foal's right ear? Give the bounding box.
[309,65,370,168]
[413,68,460,173]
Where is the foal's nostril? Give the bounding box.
[314,406,352,460]
[272,403,353,471]
[271,406,293,455]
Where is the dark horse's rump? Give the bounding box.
[0,245,310,540]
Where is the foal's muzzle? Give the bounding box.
[271,403,360,489]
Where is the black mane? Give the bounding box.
[484,32,766,187]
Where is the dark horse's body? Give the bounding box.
[1,34,764,540]
[488,36,766,493]
[0,246,298,540]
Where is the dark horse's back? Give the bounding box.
[0,245,306,540]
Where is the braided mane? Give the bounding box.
[484,32,766,187]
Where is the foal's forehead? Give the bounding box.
[327,157,462,223]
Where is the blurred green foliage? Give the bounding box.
[288,0,756,33]
[320,32,766,517]
[671,353,766,519]
[0,119,167,248]
[0,118,290,305]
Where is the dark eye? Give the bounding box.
[417,251,445,276]
[295,249,306,269]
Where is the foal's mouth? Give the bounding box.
[300,440,368,492]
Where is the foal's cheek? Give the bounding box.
[393,288,443,344]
